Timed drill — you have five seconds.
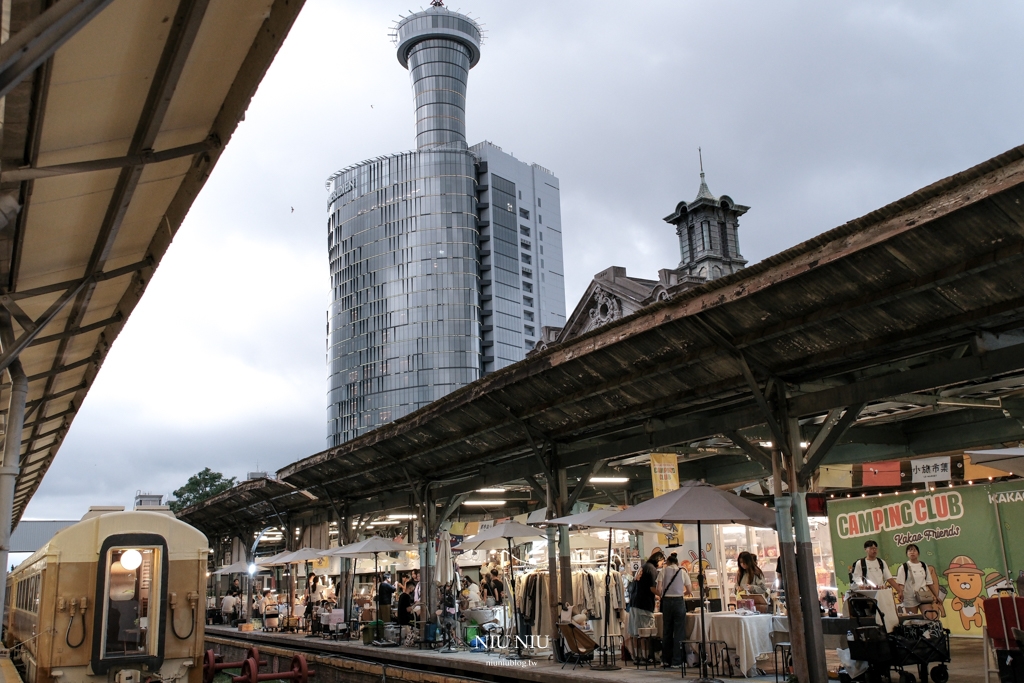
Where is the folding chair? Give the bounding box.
[559,623,597,670]
[983,596,1024,683]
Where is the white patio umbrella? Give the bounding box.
[454,521,545,659]
[280,547,324,563]
[966,448,1024,476]
[257,550,293,566]
[335,536,415,642]
[605,481,776,683]
[546,507,668,670]
[214,559,250,575]
[436,531,454,587]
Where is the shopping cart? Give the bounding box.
[839,596,950,683]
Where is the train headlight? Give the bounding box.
[121,549,143,571]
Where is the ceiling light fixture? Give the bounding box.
[463,500,506,506]
[476,488,505,493]
[589,477,629,483]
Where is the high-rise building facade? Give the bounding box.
[471,141,565,374]
[325,5,565,446]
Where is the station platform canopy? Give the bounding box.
[269,144,1024,520]
[0,0,304,525]
[176,476,317,537]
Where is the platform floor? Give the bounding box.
[206,624,990,682]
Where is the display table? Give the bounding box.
[688,611,775,677]
[772,615,853,649]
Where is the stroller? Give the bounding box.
[839,596,950,683]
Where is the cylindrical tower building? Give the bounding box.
[325,4,483,447]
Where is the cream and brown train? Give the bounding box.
[4,509,209,683]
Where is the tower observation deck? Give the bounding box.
[394,5,482,150]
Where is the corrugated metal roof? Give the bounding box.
[0,0,305,524]
[176,477,318,534]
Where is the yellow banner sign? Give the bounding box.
[650,452,683,544]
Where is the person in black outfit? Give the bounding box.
[376,573,396,622]
[489,568,504,605]
[628,550,664,663]
[397,581,416,626]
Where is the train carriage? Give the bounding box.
[5,510,209,683]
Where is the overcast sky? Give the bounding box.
[21,0,1024,521]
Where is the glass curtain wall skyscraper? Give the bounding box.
[325,5,565,446]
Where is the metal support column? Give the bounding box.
[546,525,559,645]
[420,489,436,642]
[556,468,572,605]
[775,495,808,683]
[0,313,28,618]
[784,407,828,683]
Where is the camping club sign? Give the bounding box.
[829,482,1024,637]
[834,490,964,544]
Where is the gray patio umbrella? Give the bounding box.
[605,481,776,683]
[546,508,668,670]
[966,448,1024,476]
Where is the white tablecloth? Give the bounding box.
[688,612,775,677]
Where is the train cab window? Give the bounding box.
[101,547,161,659]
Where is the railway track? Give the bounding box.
[205,630,538,683]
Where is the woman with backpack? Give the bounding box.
[895,544,937,615]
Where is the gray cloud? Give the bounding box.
[23,0,1024,520]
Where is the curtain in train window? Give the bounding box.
[101,547,161,658]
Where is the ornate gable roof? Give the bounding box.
[531,266,704,354]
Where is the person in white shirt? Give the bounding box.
[895,544,936,614]
[220,592,238,623]
[850,540,900,596]
[656,552,692,668]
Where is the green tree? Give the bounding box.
[168,467,236,513]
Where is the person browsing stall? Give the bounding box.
[657,552,692,668]
[397,581,417,626]
[220,591,238,623]
[736,551,768,594]
[851,540,901,596]
[376,573,396,621]
[489,568,504,605]
[627,550,664,664]
[895,544,936,614]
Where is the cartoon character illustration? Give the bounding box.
[944,555,985,630]
[688,549,712,572]
[985,572,1014,598]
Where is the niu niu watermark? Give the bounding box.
[483,635,549,650]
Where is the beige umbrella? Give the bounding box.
[335,537,414,642]
[214,560,250,575]
[966,448,1024,476]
